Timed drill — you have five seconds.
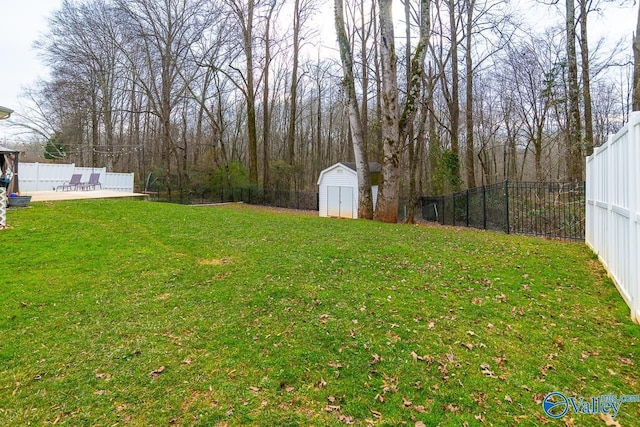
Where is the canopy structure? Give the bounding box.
[0,145,20,194]
[0,106,13,120]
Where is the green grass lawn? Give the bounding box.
[0,200,638,426]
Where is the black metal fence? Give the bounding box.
[200,187,319,211]
[420,181,585,240]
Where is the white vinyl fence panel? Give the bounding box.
[103,172,135,192]
[20,163,75,191]
[19,162,135,193]
[586,111,640,324]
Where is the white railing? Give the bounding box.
[586,111,640,324]
[19,162,135,193]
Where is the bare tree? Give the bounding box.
[334,0,374,219]
[578,0,595,156]
[375,0,430,223]
[565,0,583,180]
[225,0,262,184]
[285,0,315,172]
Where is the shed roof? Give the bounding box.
[317,162,382,186]
[0,145,19,154]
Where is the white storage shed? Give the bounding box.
[317,162,380,219]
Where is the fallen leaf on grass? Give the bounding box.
[149,366,165,380]
[539,364,554,376]
[338,414,355,424]
[534,413,551,424]
[480,363,496,378]
[462,343,474,350]
[415,422,426,427]
[370,354,381,365]
[317,378,327,388]
[617,356,634,366]
[444,353,458,365]
[493,355,507,366]
[532,393,545,405]
[442,403,460,413]
[324,405,341,412]
[248,386,260,393]
[371,409,382,418]
[505,395,513,404]
[599,413,621,427]
[402,396,412,407]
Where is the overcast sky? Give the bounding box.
[0,1,62,113]
[0,0,637,141]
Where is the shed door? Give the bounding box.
[327,186,353,219]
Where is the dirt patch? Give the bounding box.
[198,257,232,266]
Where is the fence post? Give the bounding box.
[482,185,487,229]
[452,193,456,226]
[504,180,510,234]
[466,189,470,227]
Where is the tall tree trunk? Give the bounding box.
[565,0,582,180]
[234,0,259,184]
[360,1,370,148]
[405,0,415,223]
[335,0,373,219]
[374,0,401,223]
[448,0,461,174]
[579,0,593,157]
[373,7,383,165]
[427,64,440,194]
[263,2,276,189]
[464,0,476,188]
[286,0,301,174]
[375,0,430,222]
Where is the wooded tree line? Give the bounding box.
[18,0,636,216]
